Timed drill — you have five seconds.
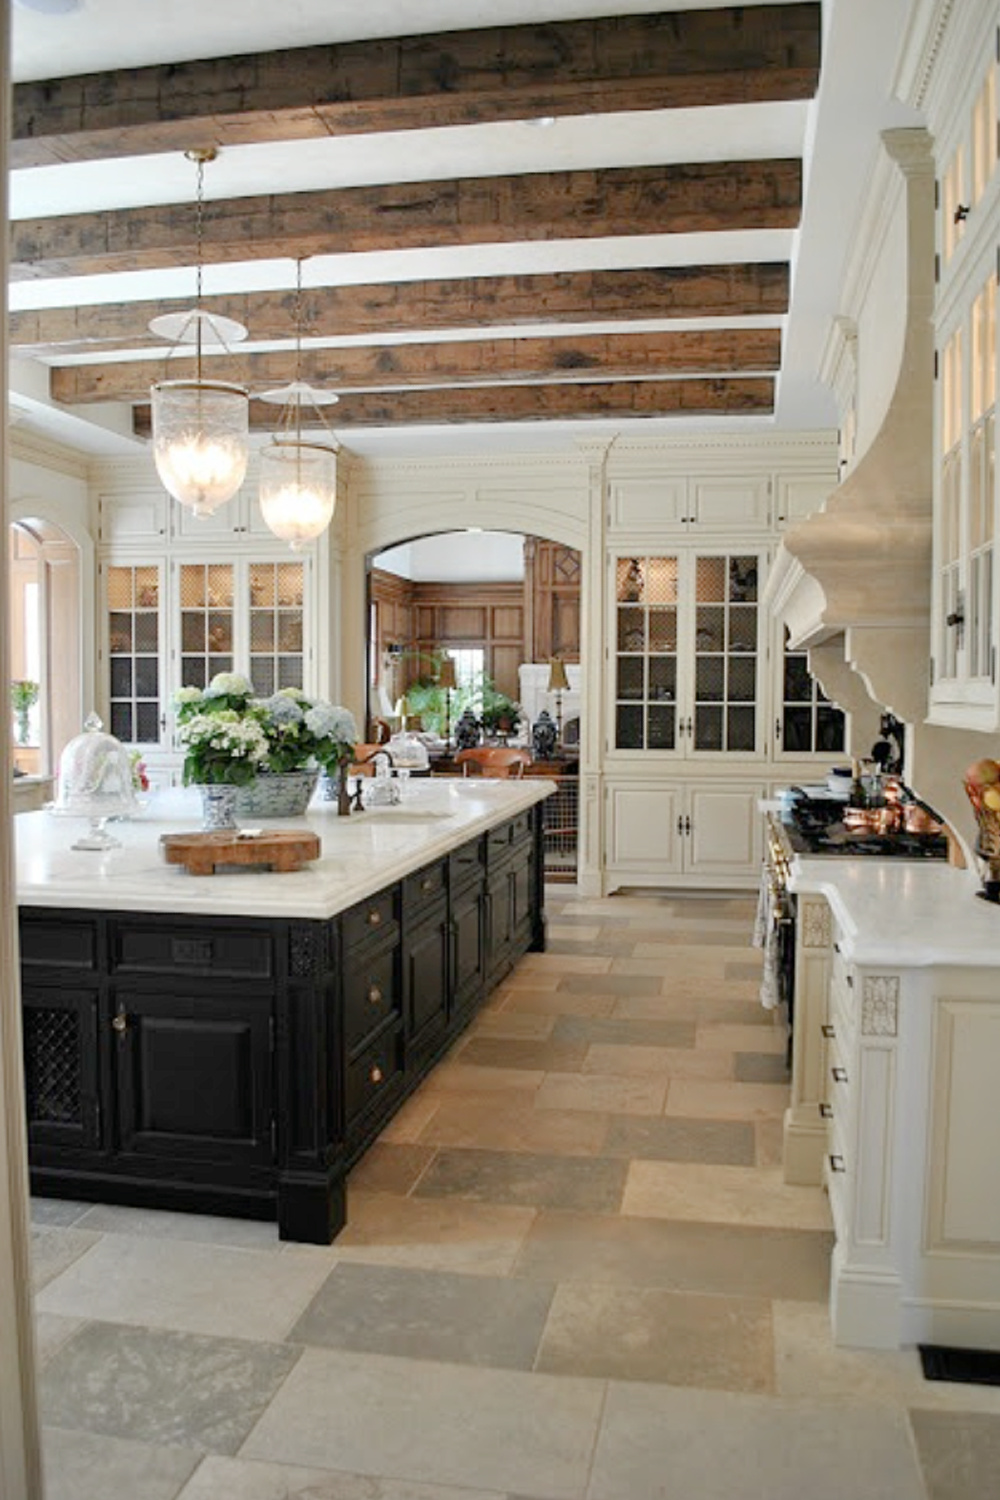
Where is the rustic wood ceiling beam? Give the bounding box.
[11,159,803,280]
[132,376,774,432]
[10,263,791,356]
[51,328,782,406]
[12,5,821,169]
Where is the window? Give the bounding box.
[971,61,998,204]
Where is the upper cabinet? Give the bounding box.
[929,23,1000,731]
[608,474,770,534]
[100,485,275,548]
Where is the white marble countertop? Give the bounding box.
[15,778,555,921]
[789,854,1000,967]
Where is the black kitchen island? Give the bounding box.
[16,780,550,1242]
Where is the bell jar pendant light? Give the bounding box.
[258,259,339,550]
[149,148,250,518]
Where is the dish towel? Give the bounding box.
[753,868,781,1011]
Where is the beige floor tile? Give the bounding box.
[502,989,617,1018]
[772,1301,1000,1413]
[241,1348,605,1499]
[609,993,706,1020]
[546,924,602,942]
[755,1116,787,1168]
[534,1071,667,1116]
[336,1192,536,1277]
[470,1011,557,1041]
[416,1099,609,1156]
[495,973,561,992]
[347,1144,437,1197]
[582,1044,733,1080]
[419,1064,545,1095]
[454,1036,587,1073]
[696,1022,788,1053]
[535,1282,774,1393]
[622,1161,832,1231]
[665,1078,790,1120]
[176,1455,509,1499]
[377,1092,443,1145]
[516,953,613,974]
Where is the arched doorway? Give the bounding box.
[367,528,582,881]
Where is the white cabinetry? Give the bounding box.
[605,779,764,889]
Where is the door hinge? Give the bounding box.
[934,178,940,210]
[933,349,939,380]
[934,253,940,285]
[929,657,935,686]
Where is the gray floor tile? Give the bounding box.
[457,1036,589,1072]
[552,1015,697,1049]
[74,1202,282,1249]
[589,1384,927,1500]
[602,1114,757,1166]
[30,1226,102,1290]
[30,1197,92,1227]
[288,1261,554,1370]
[177,1454,509,1499]
[536,1282,774,1391]
[241,1347,604,1499]
[909,1407,1000,1500]
[42,1425,200,1500]
[41,1321,300,1455]
[557,973,663,996]
[347,1142,438,1195]
[734,1051,791,1084]
[513,1211,832,1301]
[415,1147,627,1214]
[34,1312,86,1367]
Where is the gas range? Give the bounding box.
[778,796,949,861]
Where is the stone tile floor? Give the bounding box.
[30,888,1000,1499]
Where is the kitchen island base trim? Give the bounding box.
[19,793,547,1244]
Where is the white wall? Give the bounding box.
[376,530,525,582]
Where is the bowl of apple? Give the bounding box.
[963,759,1000,900]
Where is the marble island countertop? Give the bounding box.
[15,777,554,920]
[789,854,1000,968]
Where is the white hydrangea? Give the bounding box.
[204,672,254,699]
[304,703,358,746]
[173,685,204,706]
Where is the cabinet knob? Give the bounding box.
[421,877,434,892]
[368,985,383,1005]
[370,1064,384,1084]
[367,909,382,927]
[111,1012,128,1035]
[831,1065,848,1083]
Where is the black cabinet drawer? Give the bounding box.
[450,837,485,890]
[20,912,98,972]
[404,860,447,913]
[345,1025,403,1126]
[342,889,399,951]
[510,810,532,846]
[110,920,274,979]
[343,945,401,1055]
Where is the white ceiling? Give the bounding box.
[8,0,923,458]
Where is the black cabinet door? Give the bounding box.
[452,881,486,1013]
[487,866,515,978]
[405,904,450,1048]
[113,989,274,1169]
[22,985,102,1151]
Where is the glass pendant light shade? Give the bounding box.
[151,378,250,516]
[258,437,337,549]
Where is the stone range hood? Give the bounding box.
[765,129,993,856]
[764,129,934,734]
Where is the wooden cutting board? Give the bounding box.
[160,830,320,876]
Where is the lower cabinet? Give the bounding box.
[20,803,546,1243]
[604,777,765,891]
[112,988,275,1171]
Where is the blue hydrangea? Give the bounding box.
[258,694,304,726]
[305,703,358,746]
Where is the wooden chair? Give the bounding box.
[349,743,388,777]
[455,747,531,779]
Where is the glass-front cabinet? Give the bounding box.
[778,632,846,757]
[101,554,311,767]
[612,550,766,757]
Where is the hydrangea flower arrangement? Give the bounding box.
[176,709,270,786]
[172,675,358,780]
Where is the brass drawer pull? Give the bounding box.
[421,877,434,892]
[368,985,383,1005]
[111,1011,128,1035]
[829,1153,846,1173]
[370,1064,384,1084]
[831,1065,848,1083]
[821,1023,835,1038]
[819,1102,833,1119]
[367,909,382,928]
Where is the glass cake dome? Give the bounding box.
[52,713,138,849]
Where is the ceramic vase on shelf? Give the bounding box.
[198,783,239,833]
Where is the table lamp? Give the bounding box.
[438,655,457,746]
[547,657,570,746]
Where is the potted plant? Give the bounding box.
[10,679,39,746]
[479,680,523,742]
